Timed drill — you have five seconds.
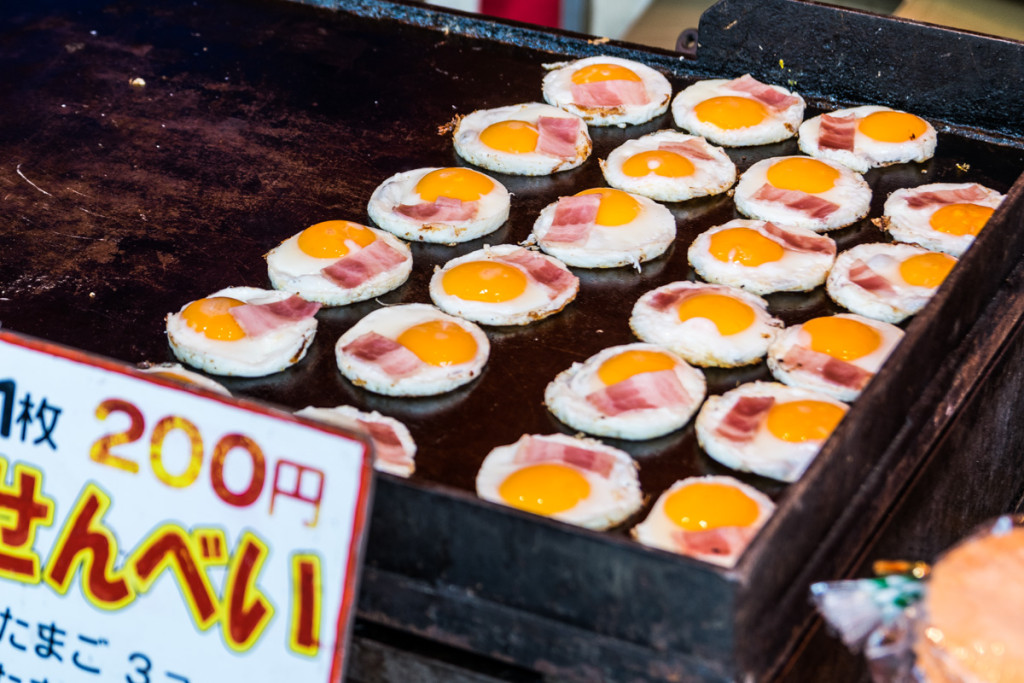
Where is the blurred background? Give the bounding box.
[424,0,1024,46]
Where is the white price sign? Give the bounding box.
[0,331,374,683]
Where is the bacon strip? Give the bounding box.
[230,295,320,337]
[715,395,775,443]
[493,249,577,297]
[818,114,857,152]
[904,185,989,209]
[321,239,407,288]
[514,436,616,478]
[726,74,799,110]
[782,346,873,390]
[672,525,756,559]
[848,259,897,295]
[647,286,701,313]
[537,116,580,158]
[657,140,716,161]
[570,80,649,108]
[359,419,413,469]
[762,222,836,255]
[395,195,477,222]
[342,332,422,377]
[586,369,689,416]
[753,184,839,219]
[544,194,600,244]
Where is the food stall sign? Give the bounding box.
[0,330,374,683]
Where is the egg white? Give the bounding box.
[798,105,937,173]
[475,433,643,531]
[827,242,957,323]
[453,103,592,176]
[138,362,231,396]
[631,475,775,567]
[734,156,871,232]
[530,189,676,269]
[600,130,736,203]
[366,167,510,244]
[688,218,836,295]
[695,381,849,483]
[766,313,904,402]
[296,405,416,478]
[266,224,412,305]
[541,55,672,127]
[166,286,318,378]
[544,343,707,440]
[335,303,489,397]
[429,244,578,326]
[630,281,783,368]
[671,76,805,147]
[883,182,1005,257]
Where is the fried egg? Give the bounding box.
[798,105,937,173]
[827,242,957,323]
[630,281,783,367]
[367,167,510,244]
[734,156,871,232]
[296,405,416,478]
[882,182,1005,257]
[545,343,707,441]
[266,220,412,305]
[166,286,319,377]
[541,55,672,127]
[530,187,675,268]
[429,244,578,326]
[671,74,805,147]
[453,103,591,176]
[335,303,489,397]
[475,433,643,530]
[688,218,836,295]
[695,381,849,482]
[600,130,736,203]
[138,362,231,396]
[632,475,775,567]
[767,313,904,402]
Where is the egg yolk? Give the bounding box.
[297,220,376,258]
[663,482,760,531]
[765,400,845,443]
[182,297,246,341]
[571,63,642,84]
[621,150,695,178]
[480,120,538,154]
[396,320,478,366]
[676,293,755,336]
[857,111,928,143]
[929,203,994,237]
[498,463,591,516]
[694,96,768,130]
[766,157,839,194]
[709,227,785,266]
[803,316,881,361]
[416,167,495,202]
[597,349,676,386]
[576,188,642,226]
[441,261,528,303]
[899,252,956,288]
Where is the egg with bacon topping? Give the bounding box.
[335,303,489,397]
[296,405,416,478]
[367,167,510,244]
[798,105,937,173]
[671,74,805,147]
[166,286,320,377]
[545,343,707,441]
[475,433,643,530]
[453,103,591,176]
[882,182,1005,257]
[542,55,672,127]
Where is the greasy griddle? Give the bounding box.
[1,0,1023,679]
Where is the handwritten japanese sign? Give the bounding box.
[0,331,374,683]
